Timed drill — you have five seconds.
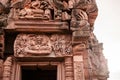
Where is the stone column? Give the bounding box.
[3,56,12,80]
[73,42,86,80]
[64,56,73,80]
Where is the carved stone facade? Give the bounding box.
[0,0,109,80]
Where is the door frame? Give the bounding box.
[14,61,65,80]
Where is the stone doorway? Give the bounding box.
[14,62,64,80]
[21,65,57,80]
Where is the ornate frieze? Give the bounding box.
[14,34,72,57]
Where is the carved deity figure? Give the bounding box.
[14,34,52,57]
[18,0,53,19]
[50,34,72,56]
[53,0,74,20]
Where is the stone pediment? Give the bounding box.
[5,0,98,32]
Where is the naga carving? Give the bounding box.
[14,34,72,57]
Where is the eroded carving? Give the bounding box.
[73,43,86,55]
[88,33,109,79]
[51,34,72,56]
[18,0,53,19]
[0,1,10,29]
[14,34,72,57]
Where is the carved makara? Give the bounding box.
[73,43,86,55]
[14,34,72,57]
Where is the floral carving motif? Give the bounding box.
[51,34,72,56]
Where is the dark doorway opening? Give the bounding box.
[22,65,57,80]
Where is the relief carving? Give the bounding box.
[3,0,98,32]
[73,43,86,55]
[18,0,53,19]
[0,1,10,32]
[74,61,84,80]
[14,34,52,57]
[14,34,72,57]
[51,34,72,56]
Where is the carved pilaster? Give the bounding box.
[72,29,92,80]
[73,56,84,80]
[2,56,13,80]
[64,57,73,80]
[0,59,3,80]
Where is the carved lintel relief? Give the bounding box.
[14,34,72,57]
[73,56,85,80]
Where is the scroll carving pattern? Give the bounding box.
[18,0,54,20]
[14,34,72,57]
[2,0,98,31]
